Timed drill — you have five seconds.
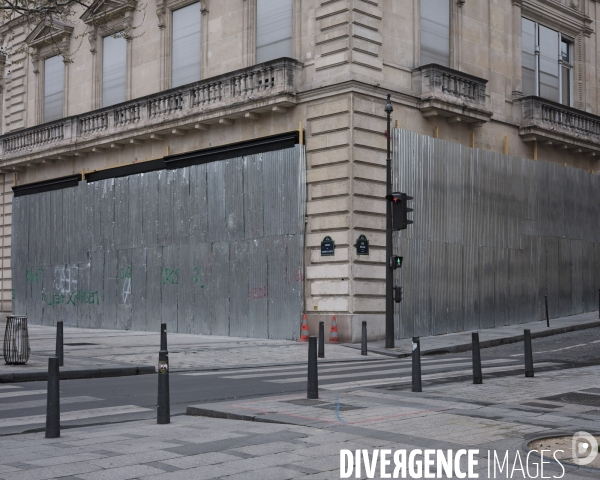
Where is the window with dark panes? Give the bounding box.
[172,2,201,87]
[103,35,127,107]
[256,0,292,63]
[43,55,64,123]
[521,18,572,106]
[420,0,450,67]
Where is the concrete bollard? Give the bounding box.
[157,324,170,424]
[318,321,325,359]
[361,321,368,356]
[524,329,534,378]
[56,321,64,367]
[45,356,60,438]
[307,336,318,399]
[472,332,482,384]
[412,337,422,393]
[545,295,549,328]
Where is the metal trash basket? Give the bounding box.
[3,316,30,365]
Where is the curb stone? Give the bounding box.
[0,365,155,383]
[345,320,600,358]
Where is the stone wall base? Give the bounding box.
[304,313,385,344]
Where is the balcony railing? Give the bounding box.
[412,64,492,125]
[519,96,600,150]
[1,57,300,158]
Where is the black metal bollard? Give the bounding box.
[598,289,599,320]
[412,337,422,393]
[160,323,167,351]
[524,329,534,378]
[318,322,325,359]
[157,325,170,424]
[361,321,368,356]
[56,321,64,367]
[545,295,549,328]
[45,356,60,438]
[307,336,318,399]
[472,332,482,384]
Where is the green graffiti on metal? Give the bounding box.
[26,268,43,284]
[119,266,132,279]
[42,291,100,306]
[162,268,179,285]
[193,266,205,288]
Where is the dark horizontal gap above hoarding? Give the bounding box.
[85,158,166,183]
[12,174,81,197]
[12,130,301,196]
[164,130,300,169]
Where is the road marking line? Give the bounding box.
[510,344,587,356]
[223,357,481,380]
[320,362,559,390]
[0,385,21,390]
[0,389,46,399]
[0,396,102,412]
[0,405,152,428]
[265,359,519,384]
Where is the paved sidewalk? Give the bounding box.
[0,323,387,382]
[1,360,599,478]
[349,310,600,357]
[1,310,599,382]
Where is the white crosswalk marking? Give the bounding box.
[185,356,477,379]
[321,362,559,390]
[0,389,46,399]
[266,359,519,384]
[0,385,21,390]
[0,405,152,428]
[0,396,102,412]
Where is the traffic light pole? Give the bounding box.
[385,94,394,348]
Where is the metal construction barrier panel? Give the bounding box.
[12,146,306,340]
[3,315,30,364]
[393,129,600,338]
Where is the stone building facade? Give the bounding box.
[1,0,600,340]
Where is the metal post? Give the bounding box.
[45,356,60,438]
[412,336,422,392]
[160,323,167,351]
[598,289,599,319]
[307,336,318,399]
[361,321,367,356]
[157,325,170,424]
[385,94,394,348]
[472,332,482,384]
[56,321,64,367]
[318,321,324,358]
[524,329,534,378]
[544,295,549,328]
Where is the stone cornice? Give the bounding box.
[520,0,594,37]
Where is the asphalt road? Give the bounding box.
[1,326,598,436]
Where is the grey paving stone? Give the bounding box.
[78,464,165,480]
[221,449,255,459]
[88,450,182,469]
[222,466,298,480]
[90,450,121,457]
[5,463,37,470]
[164,430,306,456]
[281,463,322,475]
[142,461,183,472]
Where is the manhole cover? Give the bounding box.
[541,392,600,407]
[521,402,562,409]
[282,399,328,407]
[316,404,365,412]
[64,343,97,346]
[580,388,600,395]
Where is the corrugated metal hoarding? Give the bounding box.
[12,146,306,339]
[393,129,600,338]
